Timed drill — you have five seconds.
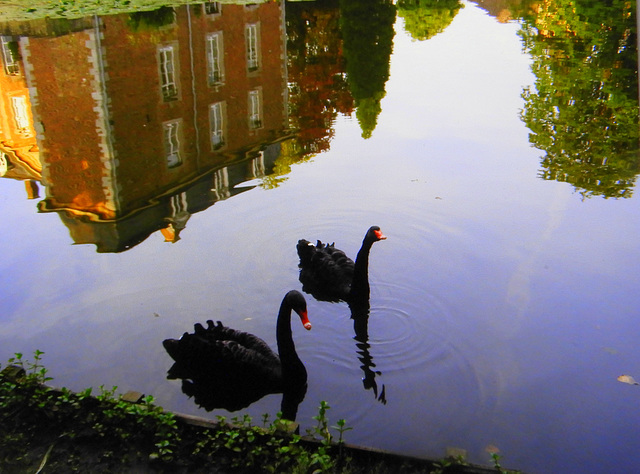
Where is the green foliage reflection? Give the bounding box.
[397,0,463,41]
[340,0,396,138]
[127,6,175,31]
[285,0,353,157]
[519,0,639,199]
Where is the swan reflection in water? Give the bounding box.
[297,226,387,404]
[349,277,387,405]
[162,291,311,421]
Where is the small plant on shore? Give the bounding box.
[1,351,182,469]
[429,453,468,474]
[3,350,55,411]
[490,451,519,474]
[308,400,332,442]
[204,403,354,473]
[300,400,354,471]
[8,350,52,385]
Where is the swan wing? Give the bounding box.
[198,320,280,365]
[163,322,282,385]
[297,239,354,300]
[164,335,282,412]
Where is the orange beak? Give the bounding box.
[375,230,387,240]
[298,310,312,330]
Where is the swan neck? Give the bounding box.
[354,237,374,272]
[351,239,373,300]
[276,300,305,379]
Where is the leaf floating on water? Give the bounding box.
[617,375,639,385]
[485,444,500,454]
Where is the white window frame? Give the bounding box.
[169,192,188,216]
[158,45,179,102]
[11,96,31,135]
[212,168,230,200]
[248,89,262,130]
[0,153,8,176]
[206,32,224,86]
[209,102,225,150]
[1,37,19,76]
[245,23,260,72]
[204,2,221,16]
[250,151,265,178]
[163,120,182,168]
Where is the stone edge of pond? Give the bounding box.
[1,365,518,473]
[169,408,509,474]
[160,407,515,474]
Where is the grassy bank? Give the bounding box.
[0,0,264,22]
[0,352,516,473]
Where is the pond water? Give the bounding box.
[1,1,639,472]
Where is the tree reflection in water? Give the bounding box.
[518,0,639,199]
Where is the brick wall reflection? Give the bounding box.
[0,33,40,191]
[0,3,288,251]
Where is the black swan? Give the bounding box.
[297,226,387,303]
[162,290,311,419]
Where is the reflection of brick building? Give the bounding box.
[13,2,288,251]
[0,34,41,194]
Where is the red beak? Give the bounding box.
[298,310,312,330]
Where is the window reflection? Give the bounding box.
[163,120,182,169]
[209,102,225,150]
[1,36,20,76]
[248,89,262,130]
[204,2,221,16]
[245,23,260,72]
[158,45,179,102]
[206,32,224,86]
[11,96,31,136]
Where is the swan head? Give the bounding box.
[296,239,316,263]
[286,290,312,330]
[368,226,387,242]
